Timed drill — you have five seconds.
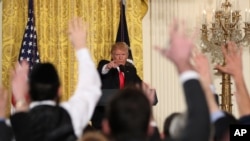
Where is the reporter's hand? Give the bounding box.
[11,61,29,111]
[68,18,88,50]
[139,82,155,106]
[214,41,242,78]
[193,52,212,85]
[155,19,196,73]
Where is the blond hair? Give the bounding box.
[111,42,129,54]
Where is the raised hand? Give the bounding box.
[214,41,242,77]
[192,51,221,113]
[192,51,212,85]
[68,18,88,50]
[11,61,29,111]
[137,82,155,106]
[215,41,250,116]
[155,19,196,73]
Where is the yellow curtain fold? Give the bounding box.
[126,0,148,78]
[2,0,147,114]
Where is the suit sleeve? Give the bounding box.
[97,60,110,75]
[127,64,142,83]
[0,120,14,141]
[179,79,211,141]
[10,112,31,141]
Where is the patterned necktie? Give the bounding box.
[119,71,124,89]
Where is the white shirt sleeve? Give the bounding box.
[211,110,225,123]
[101,64,110,75]
[179,70,199,83]
[61,48,101,138]
[210,84,216,94]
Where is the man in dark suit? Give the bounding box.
[97,41,160,140]
[97,42,141,89]
[92,42,158,130]
[91,42,143,130]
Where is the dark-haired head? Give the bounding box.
[29,63,60,101]
[103,87,152,141]
[163,112,182,138]
[214,112,238,141]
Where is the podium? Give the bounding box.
[97,89,158,106]
[97,89,118,106]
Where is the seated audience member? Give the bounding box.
[97,42,141,89]
[215,41,250,124]
[10,18,101,141]
[102,86,154,141]
[0,87,14,141]
[92,42,158,130]
[156,20,210,141]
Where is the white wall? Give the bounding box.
[143,0,250,131]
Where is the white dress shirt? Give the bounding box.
[28,48,101,138]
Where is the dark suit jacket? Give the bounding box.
[92,60,158,130]
[0,121,13,141]
[165,79,211,141]
[177,79,210,141]
[97,60,142,89]
[97,60,158,105]
[10,105,77,141]
[164,79,210,141]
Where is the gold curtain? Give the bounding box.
[126,0,148,79]
[2,0,148,113]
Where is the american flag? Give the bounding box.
[18,0,40,69]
